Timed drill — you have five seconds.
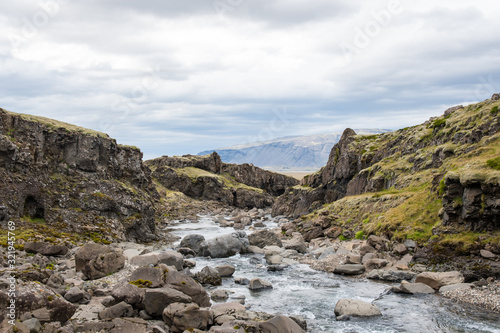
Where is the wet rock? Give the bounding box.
[334,299,382,318]
[111,282,145,306]
[64,286,85,303]
[164,270,211,307]
[144,288,192,317]
[260,315,306,333]
[98,301,135,319]
[195,266,222,286]
[367,269,417,282]
[415,271,464,290]
[75,243,125,280]
[179,234,206,255]
[158,251,184,271]
[0,281,76,323]
[333,264,365,275]
[129,267,165,288]
[24,242,68,256]
[248,230,282,248]
[215,265,236,277]
[183,259,196,268]
[199,232,250,258]
[130,253,159,267]
[162,302,213,333]
[234,277,250,285]
[393,281,435,294]
[248,278,273,290]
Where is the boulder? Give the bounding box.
[165,270,211,307]
[215,265,236,277]
[334,299,382,318]
[195,266,222,286]
[248,230,282,248]
[199,232,249,258]
[234,277,250,285]
[111,282,145,306]
[98,301,135,319]
[480,249,496,259]
[162,302,213,333]
[393,281,435,294]
[22,318,42,333]
[211,290,229,301]
[393,244,408,255]
[158,251,184,271]
[64,286,85,303]
[179,234,206,255]
[324,226,342,239]
[129,253,159,267]
[248,278,273,290]
[260,315,306,333]
[333,264,365,275]
[367,269,416,282]
[0,282,76,323]
[439,283,473,293]
[24,242,68,256]
[367,235,389,251]
[404,239,417,249]
[129,267,165,288]
[415,271,464,290]
[144,288,192,317]
[284,235,307,254]
[75,243,125,280]
[364,259,389,270]
[211,302,246,317]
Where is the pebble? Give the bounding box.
[442,281,500,313]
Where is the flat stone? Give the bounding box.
[334,299,382,318]
[333,264,365,275]
[480,249,496,259]
[129,253,160,267]
[393,282,435,294]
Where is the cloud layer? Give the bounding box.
[1,0,500,159]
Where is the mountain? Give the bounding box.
[198,130,389,170]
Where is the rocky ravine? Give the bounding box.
[272,94,500,277]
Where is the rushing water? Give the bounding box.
[166,216,500,333]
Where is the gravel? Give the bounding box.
[442,281,500,313]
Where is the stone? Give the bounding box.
[248,230,282,248]
[158,251,184,271]
[334,299,382,318]
[144,287,192,317]
[110,318,149,333]
[260,315,306,333]
[178,247,196,257]
[199,232,250,258]
[0,282,76,323]
[24,242,68,256]
[324,226,342,239]
[364,259,389,270]
[164,270,211,307]
[285,236,307,254]
[129,253,160,267]
[102,295,118,307]
[266,254,283,265]
[215,265,236,277]
[195,266,222,286]
[248,278,273,290]
[162,302,213,333]
[359,244,377,257]
[439,283,473,293]
[98,301,135,319]
[129,267,165,288]
[415,271,465,290]
[404,239,417,249]
[234,277,250,285]
[179,234,206,255]
[333,264,365,275]
[393,244,408,255]
[345,253,361,264]
[367,235,389,251]
[211,289,229,301]
[75,243,126,280]
[211,302,246,317]
[183,259,196,268]
[22,318,42,333]
[394,281,435,294]
[480,249,496,259]
[367,269,416,282]
[111,282,145,306]
[64,286,85,303]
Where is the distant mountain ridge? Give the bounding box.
[198,130,389,170]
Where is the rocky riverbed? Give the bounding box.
[1,209,500,332]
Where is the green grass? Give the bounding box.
[355,230,365,239]
[486,157,500,170]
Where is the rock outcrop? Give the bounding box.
[0,108,158,242]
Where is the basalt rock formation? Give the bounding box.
[0,109,158,243]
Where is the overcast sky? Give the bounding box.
[1,1,500,159]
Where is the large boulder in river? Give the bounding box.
[260,315,306,333]
[180,234,206,255]
[199,232,249,258]
[0,282,76,323]
[248,230,282,248]
[162,302,213,333]
[415,271,464,290]
[334,299,382,318]
[165,270,211,307]
[75,243,125,280]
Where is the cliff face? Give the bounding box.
[273,94,500,255]
[146,153,298,209]
[0,109,158,243]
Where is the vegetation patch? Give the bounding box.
[486,156,500,170]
